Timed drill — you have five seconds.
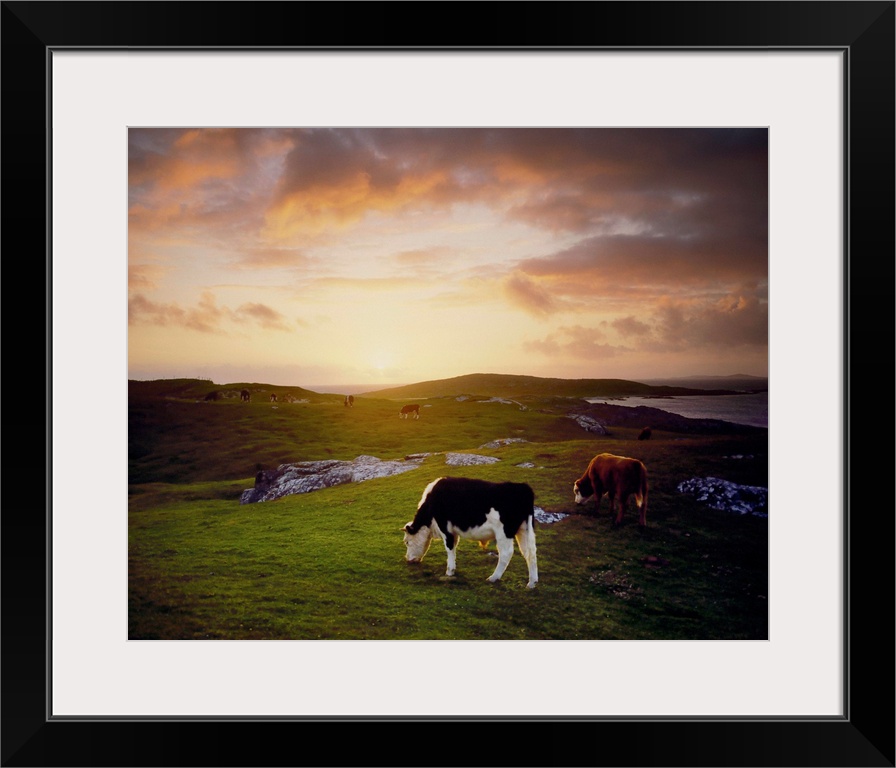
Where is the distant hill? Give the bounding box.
[358,372,740,400]
[128,378,332,402]
[637,374,768,392]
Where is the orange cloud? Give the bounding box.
[128,264,168,291]
[523,325,626,358]
[235,303,290,331]
[393,246,456,266]
[503,272,562,317]
[233,248,312,270]
[129,291,292,334]
[263,169,455,241]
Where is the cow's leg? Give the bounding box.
[614,495,626,526]
[443,532,457,576]
[515,520,538,589]
[487,538,515,583]
[591,479,603,516]
[608,493,620,525]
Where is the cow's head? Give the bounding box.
[403,521,433,563]
[574,476,594,505]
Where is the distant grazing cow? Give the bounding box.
[399,404,420,419]
[574,452,648,527]
[240,389,251,402]
[638,427,652,441]
[344,395,355,407]
[270,393,277,402]
[203,391,219,402]
[403,477,538,588]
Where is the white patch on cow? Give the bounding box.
[445,507,503,542]
[573,481,592,505]
[403,524,434,563]
[442,508,538,589]
[417,477,444,509]
[403,477,444,563]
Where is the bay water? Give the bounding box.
[584,391,768,429]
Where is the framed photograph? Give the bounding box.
[6,1,893,766]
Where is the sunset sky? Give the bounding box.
[128,127,768,391]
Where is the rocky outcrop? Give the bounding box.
[534,506,567,524]
[478,438,529,449]
[444,453,500,466]
[566,414,608,434]
[241,454,425,504]
[677,477,768,517]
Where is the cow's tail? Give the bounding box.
[639,465,649,523]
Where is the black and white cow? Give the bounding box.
[403,477,538,588]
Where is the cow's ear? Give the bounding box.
[403,522,414,533]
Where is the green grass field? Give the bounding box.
[129,378,768,640]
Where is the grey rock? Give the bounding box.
[444,453,500,466]
[677,477,768,517]
[566,414,608,434]
[534,506,568,524]
[241,454,424,504]
[478,437,529,449]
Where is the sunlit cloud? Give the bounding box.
[611,316,653,339]
[393,246,456,266]
[232,248,312,270]
[523,325,628,359]
[128,264,168,291]
[503,272,563,317]
[128,291,225,334]
[129,291,293,334]
[235,302,291,331]
[128,127,769,385]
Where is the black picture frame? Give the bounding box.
[4,2,893,766]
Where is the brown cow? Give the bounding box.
[399,404,420,419]
[240,389,251,402]
[573,453,648,527]
[638,427,652,441]
[270,393,277,402]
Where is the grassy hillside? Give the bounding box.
[360,372,740,400]
[129,377,768,640]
